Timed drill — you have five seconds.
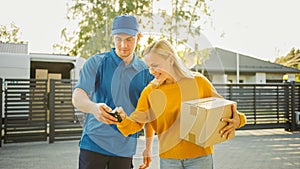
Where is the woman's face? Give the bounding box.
[145,52,175,84]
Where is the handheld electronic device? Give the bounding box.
[108,109,122,122]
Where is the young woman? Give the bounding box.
[116,39,247,169]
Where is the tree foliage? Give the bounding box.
[54,0,152,58]
[55,0,213,59]
[274,48,300,69]
[0,22,27,44]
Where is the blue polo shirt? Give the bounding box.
[75,48,153,157]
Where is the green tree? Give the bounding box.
[274,48,300,69]
[0,22,27,44]
[55,0,213,59]
[54,0,152,58]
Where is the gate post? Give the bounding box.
[284,82,291,131]
[49,79,55,143]
[0,78,2,147]
[290,81,296,131]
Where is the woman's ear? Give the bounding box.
[167,56,175,65]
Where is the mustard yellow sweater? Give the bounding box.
[117,74,246,159]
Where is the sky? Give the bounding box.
[0,0,299,62]
[203,0,300,62]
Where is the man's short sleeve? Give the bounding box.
[75,54,103,98]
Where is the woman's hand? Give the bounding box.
[219,104,241,139]
[115,107,127,121]
[139,149,152,169]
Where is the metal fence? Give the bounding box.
[0,78,300,146]
[48,79,83,143]
[0,78,2,147]
[214,82,300,131]
[0,78,83,146]
[2,79,48,144]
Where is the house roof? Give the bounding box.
[192,47,300,74]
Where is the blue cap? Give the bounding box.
[112,14,139,36]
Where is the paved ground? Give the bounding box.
[0,129,299,169]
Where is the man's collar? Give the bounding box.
[111,48,143,70]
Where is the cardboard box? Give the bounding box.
[35,69,48,79]
[47,73,62,92]
[180,97,236,148]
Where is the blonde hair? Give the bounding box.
[143,39,194,80]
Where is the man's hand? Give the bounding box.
[219,104,241,139]
[139,149,152,169]
[72,88,119,124]
[90,103,119,124]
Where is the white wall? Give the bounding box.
[211,74,227,84]
[227,74,251,83]
[0,53,30,79]
[255,73,266,84]
[266,73,283,80]
[226,73,287,84]
[286,74,296,82]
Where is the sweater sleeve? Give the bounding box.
[238,112,247,128]
[117,116,144,137]
[117,84,154,137]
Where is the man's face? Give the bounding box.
[113,33,139,59]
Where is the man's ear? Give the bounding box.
[136,32,142,42]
